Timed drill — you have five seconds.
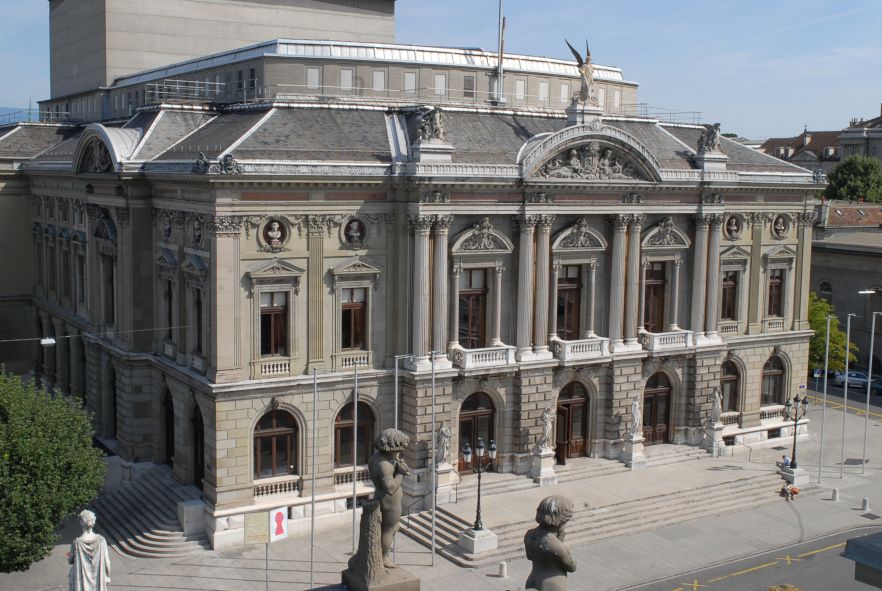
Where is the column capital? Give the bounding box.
[607,214,629,231]
[627,213,647,227]
[673,256,682,267]
[451,261,463,276]
[512,214,539,230]
[536,214,556,230]
[494,265,505,275]
[433,214,454,233]
[796,211,817,227]
[692,213,713,229]
[707,213,725,228]
[641,257,651,269]
[406,214,435,232]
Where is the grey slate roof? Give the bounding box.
[663,125,808,173]
[135,111,215,161]
[0,125,79,160]
[606,120,695,170]
[814,231,882,253]
[153,110,266,161]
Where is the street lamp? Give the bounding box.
[784,394,809,470]
[461,437,497,531]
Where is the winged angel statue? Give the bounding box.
[566,39,598,107]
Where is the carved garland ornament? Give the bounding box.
[535,141,645,181]
[558,218,603,249]
[460,218,504,251]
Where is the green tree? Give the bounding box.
[824,155,882,203]
[0,371,105,572]
[808,292,858,373]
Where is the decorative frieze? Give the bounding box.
[622,192,642,204]
[526,192,553,204]
[535,141,646,181]
[208,215,246,236]
[420,189,450,203]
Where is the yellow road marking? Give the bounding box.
[807,395,882,419]
[798,542,845,558]
[776,554,801,565]
[678,580,707,590]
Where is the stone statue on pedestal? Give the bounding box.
[565,40,597,107]
[524,496,577,591]
[68,510,110,591]
[435,422,451,465]
[698,123,723,153]
[630,398,642,438]
[711,387,723,424]
[537,406,554,450]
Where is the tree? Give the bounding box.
[0,371,105,572]
[807,292,858,373]
[824,155,882,203]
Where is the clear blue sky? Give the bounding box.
[3,1,881,139]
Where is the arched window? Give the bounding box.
[458,392,496,472]
[761,356,785,406]
[720,361,740,413]
[556,382,589,462]
[818,282,833,304]
[334,402,374,468]
[254,409,297,478]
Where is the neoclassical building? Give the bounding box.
[0,39,819,550]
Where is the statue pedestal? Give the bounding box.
[705,421,725,457]
[434,462,456,505]
[412,140,455,163]
[529,447,558,486]
[458,527,498,554]
[342,567,421,591]
[694,151,729,172]
[566,102,603,126]
[623,434,647,471]
[779,466,809,487]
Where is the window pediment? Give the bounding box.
[331,256,381,279]
[642,217,690,249]
[764,244,797,261]
[451,218,514,255]
[155,248,178,270]
[720,245,751,260]
[552,217,607,252]
[183,254,208,279]
[248,258,305,293]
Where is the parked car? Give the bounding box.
[833,370,869,388]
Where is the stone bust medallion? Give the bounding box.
[263,219,286,248]
[772,215,788,239]
[725,215,741,240]
[345,218,366,248]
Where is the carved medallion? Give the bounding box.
[771,215,789,240]
[724,215,742,240]
[343,218,367,249]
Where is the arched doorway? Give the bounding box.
[334,401,374,467]
[555,382,589,465]
[191,408,204,486]
[162,390,175,466]
[458,392,495,473]
[643,372,671,445]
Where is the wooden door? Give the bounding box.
[642,373,671,445]
[458,393,495,473]
[555,406,569,465]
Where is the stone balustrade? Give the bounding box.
[253,476,302,498]
[551,336,611,363]
[333,350,373,370]
[250,357,292,379]
[452,345,517,370]
[764,318,786,332]
[639,329,694,352]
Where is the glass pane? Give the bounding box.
[260,313,273,355]
[260,292,272,308]
[274,435,289,475]
[477,415,491,443]
[273,311,286,355]
[571,405,583,437]
[258,438,273,478]
[338,427,353,466]
[353,288,366,303]
[341,69,354,91]
[273,292,287,307]
[657,396,668,424]
[373,71,386,92]
[352,306,365,349]
[342,308,353,349]
[459,419,473,458]
[556,409,567,441]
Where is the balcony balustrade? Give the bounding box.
[551,336,611,363]
[250,357,292,379]
[333,350,373,370]
[719,321,739,336]
[639,329,694,352]
[764,318,786,332]
[452,345,517,370]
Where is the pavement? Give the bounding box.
[3,392,882,591]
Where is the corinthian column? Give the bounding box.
[432,215,453,357]
[585,261,597,338]
[491,266,504,346]
[607,215,628,348]
[669,258,681,330]
[408,214,433,365]
[691,215,710,338]
[513,215,536,359]
[449,264,461,350]
[705,214,724,338]
[533,215,554,356]
[624,214,645,345]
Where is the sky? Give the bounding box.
[2,1,881,139]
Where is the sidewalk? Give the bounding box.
[3,401,880,591]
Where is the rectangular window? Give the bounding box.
[404,72,417,95]
[193,287,203,355]
[458,269,486,349]
[75,252,85,308]
[538,81,549,104]
[249,67,256,90]
[215,74,222,95]
[560,83,570,104]
[47,244,56,292]
[556,265,581,340]
[101,254,114,325]
[62,249,71,299]
[721,271,738,320]
[434,73,447,96]
[260,291,288,356]
[768,269,784,317]
[463,75,476,98]
[613,89,621,109]
[306,67,321,90]
[644,262,666,333]
[340,69,354,92]
[164,280,174,340]
[597,87,605,107]
[341,288,367,350]
[372,71,386,92]
[237,70,244,90]
[515,79,526,101]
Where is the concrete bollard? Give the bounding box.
[832,488,840,501]
[499,560,508,578]
[862,498,870,512]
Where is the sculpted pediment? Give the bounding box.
[182,254,208,278]
[248,258,305,279]
[552,218,607,251]
[720,245,751,260]
[642,217,690,249]
[764,244,797,259]
[331,256,382,277]
[533,141,648,181]
[451,218,514,254]
[155,248,178,269]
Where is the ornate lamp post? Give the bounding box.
[462,437,497,531]
[784,394,809,470]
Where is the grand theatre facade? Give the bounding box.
[1,68,817,549]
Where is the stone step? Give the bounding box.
[554,459,630,483]
[456,473,538,501]
[425,472,794,567]
[399,507,473,550]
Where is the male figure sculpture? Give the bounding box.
[524,496,577,591]
[68,510,110,591]
[368,428,411,568]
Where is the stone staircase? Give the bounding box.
[553,456,631,483]
[642,444,709,467]
[91,465,211,558]
[455,471,538,502]
[401,469,798,567]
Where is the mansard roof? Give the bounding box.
[0,123,79,161]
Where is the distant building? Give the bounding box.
[760,128,841,176]
[840,104,882,166]
[811,200,882,368]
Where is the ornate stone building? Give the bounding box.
[0,40,818,550]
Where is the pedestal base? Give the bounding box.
[779,466,809,486]
[623,435,647,470]
[705,422,724,457]
[412,140,455,163]
[434,463,456,505]
[529,447,558,486]
[341,567,421,591]
[458,528,498,554]
[565,102,603,126]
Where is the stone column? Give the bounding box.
[668,258,681,330]
[607,215,628,347]
[792,212,815,331]
[691,215,710,338]
[491,266,504,346]
[533,216,554,355]
[705,214,724,338]
[549,261,560,341]
[638,258,648,332]
[514,215,536,358]
[409,215,433,363]
[307,217,325,365]
[449,264,461,350]
[585,261,597,338]
[624,215,645,345]
[432,216,453,357]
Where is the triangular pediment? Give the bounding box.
[764,244,797,259]
[642,217,690,249]
[182,254,208,278]
[155,248,178,269]
[552,218,607,251]
[720,245,751,260]
[248,258,305,279]
[330,256,381,277]
[451,218,514,254]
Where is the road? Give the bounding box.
[808,381,882,418]
[628,527,882,591]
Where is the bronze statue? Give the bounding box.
[524,496,576,591]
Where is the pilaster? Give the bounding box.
[307,217,325,366]
[607,215,628,350]
[704,214,724,340]
[624,215,645,345]
[792,212,815,331]
[533,215,554,358]
[691,215,710,339]
[431,215,453,366]
[513,215,537,359]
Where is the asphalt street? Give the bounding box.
[628,527,882,591]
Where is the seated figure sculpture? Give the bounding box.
[524,496,577,591]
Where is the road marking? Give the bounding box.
[807,395,882,419]
[776,554,801,565]
[678,580,707,590]
[798,542,845,558]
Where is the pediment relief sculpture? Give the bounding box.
[642,217,690,249]
[77,137,113,174]
[553,218,607,251]
[248,258,304,292]
[452,218,514,254]
[534,141,646,181]
[331,256,382,278]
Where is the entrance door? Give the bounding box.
[458,392,495,474]
[555,382,589,464]
[643,372,671,445]
[192,409,204,487]
[644,262,666,333]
